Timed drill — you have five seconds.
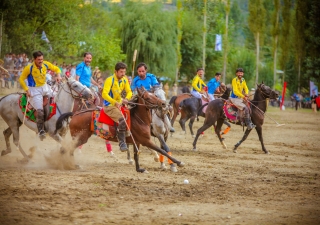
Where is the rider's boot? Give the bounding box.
[244,116,256,131]
[117,118,128,152]
[36,109,46,141]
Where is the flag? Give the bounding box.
[215,34,222,51]
[310,81,318,96]
[41,31,52,51]
[41,31,50,43]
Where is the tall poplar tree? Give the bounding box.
[271,0,280,89]
[248,0,266,84]
[294,0,307,93]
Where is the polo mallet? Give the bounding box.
[131,49,137,80]
[119,107,140,154]
[22,96,29,125]
[250,102,285,127]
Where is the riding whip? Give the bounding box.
[22,96,29,125]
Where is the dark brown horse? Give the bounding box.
[178,86,230,137]
[55,87,185,173]
[192,83,279,154]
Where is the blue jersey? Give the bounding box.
[76,62,92,88]
[131,73,159,91]
[207,77,220,94]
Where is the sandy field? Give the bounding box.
[0,88,319,224]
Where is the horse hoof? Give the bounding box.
[192,147,197,151]
[154,157,159,162]
[192,135,195,138]
[75,164,82,169]
[142,170,149,174]
[221,142,227,149]
[233,149,237,153]
[170,164,177,173]
[17,157,29,164]
[177,161,185,167]
[160,163,167,170]
[128,159,134,165]
[1,150,10,156]
[264,151,269,154]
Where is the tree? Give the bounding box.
[111,2,177,77]
[248,0,266,84]
[271,0,280,89]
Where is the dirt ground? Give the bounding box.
[0,89,319,224]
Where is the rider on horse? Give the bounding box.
[230,68,256,130]
[191,68,207,99]
[102,62,132,152]
[131,62,175,133]
[18,51,62,140]
[207,72,221,101]
[75,52,102,106]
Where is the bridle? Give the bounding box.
[136,88,165,110]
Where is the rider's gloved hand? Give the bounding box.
[56,74,62,83]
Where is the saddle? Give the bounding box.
[19,94,56,123]
[91,107,131,140]
[223,99,250,125]
[200,93,210,113]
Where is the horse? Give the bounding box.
[168,93,192,127]
[55,87,185,173]
[0,78,92,162]
[178,86,230,137]
[150,85,177,171]
[192,83,279,154]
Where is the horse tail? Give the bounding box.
[169,96,177,105]
[54,112,73,135]
[197,103,208,121]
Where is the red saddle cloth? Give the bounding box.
[98,107,131,129]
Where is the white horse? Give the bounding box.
[145,84,177,172]
[0,78,92,162]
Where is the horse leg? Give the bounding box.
[2,127,13,156]
[254,126,268,154]
[233,129,252,153]
[127,145,134,164]
[188,116,196,138]
[179,112,188,134]
[133,144,147,173]
[142,141,184,168]
[215,119,227,149]
[192,121,215,151]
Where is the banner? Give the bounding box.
[280,81,287,110]
[215,34,222,51]
[310,81,318,96]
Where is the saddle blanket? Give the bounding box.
[19,94,56,122]
[91,108,131,140]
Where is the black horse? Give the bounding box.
[178,87,231,137]
[192,83,279,154]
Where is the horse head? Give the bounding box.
[65,77,93,100]
[137,87,166,109]
[257,82,279,100]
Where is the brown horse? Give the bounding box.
[168,93,192,127]
[192,83,279,154]
[55,87,185,173]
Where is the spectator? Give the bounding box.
[311,90,318,113]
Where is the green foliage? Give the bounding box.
[179,11,203,81]
[110,2,177,77]
[228,47,255,86]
